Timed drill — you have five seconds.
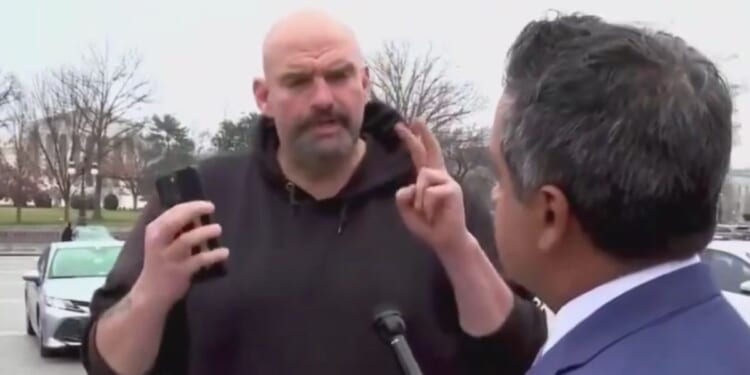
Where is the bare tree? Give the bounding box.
[65,45,152,219]
[193,128,216,159]
[101,135,148,210]
[0,89,41,223]
[368,40,485,133]
[31,71,88,222]
[368,40,490,186]
[0,71,18,108]
[441,125,490,183]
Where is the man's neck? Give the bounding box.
[543,256,641,312]
[278,140,367,200]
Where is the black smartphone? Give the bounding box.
[155,166,227,281]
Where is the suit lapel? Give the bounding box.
[526,264,720,375]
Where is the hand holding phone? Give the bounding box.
[155,166,228,282]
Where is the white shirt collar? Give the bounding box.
[540,255,700,356]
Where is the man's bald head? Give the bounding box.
[252,9,371,178]
[261,10,364,76]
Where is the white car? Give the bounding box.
[539,241,750,331]
[701,240,750,325]
[22,239,123,357]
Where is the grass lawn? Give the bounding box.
[0,206,140,227]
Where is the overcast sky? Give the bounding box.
[3,0,749,166]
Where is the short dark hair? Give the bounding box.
[501,13,733,261]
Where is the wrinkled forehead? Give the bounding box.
[263,28,363,79]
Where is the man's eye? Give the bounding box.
[285,76,310,87]
[327,71,348,81]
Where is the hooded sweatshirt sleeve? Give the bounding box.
[456,191,548,374]
[82,198,190,375]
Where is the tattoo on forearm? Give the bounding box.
[101,296,132,320]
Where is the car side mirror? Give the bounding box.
[22,270,40,285]
[740,280,750,296]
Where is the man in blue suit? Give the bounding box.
[486,13,750,375]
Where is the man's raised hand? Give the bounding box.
[394,121,472,254]
[134,201,229,309]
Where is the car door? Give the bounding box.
[702,248,750,294]
[27,246,50,330]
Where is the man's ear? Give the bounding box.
[362,66,371,92]
[253,78,269,114]
[536,185,570,253]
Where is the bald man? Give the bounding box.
[82,10,546,375]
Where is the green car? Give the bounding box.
[74,225,115,241]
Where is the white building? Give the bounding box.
[0,111,146,210]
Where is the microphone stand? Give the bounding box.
[373,309,424,375]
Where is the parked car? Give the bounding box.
[714,224,736,240]
[713,224,750,241]
[700,240,750,325]
[22,239,124,356]
[733,226,750,241]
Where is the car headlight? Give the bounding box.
[45,296,80,312]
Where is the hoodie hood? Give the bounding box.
[253,100,415,204]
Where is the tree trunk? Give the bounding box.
[127,181,140,210]
[15,205,21,224]
[63,196,70,222]
[92,174,103,220]
[92,139,104,220]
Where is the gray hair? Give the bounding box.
[501,14,733,261]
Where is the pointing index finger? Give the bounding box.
[408,120,445,170]
[395,122,427,169]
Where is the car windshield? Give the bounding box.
[48,245,122,278]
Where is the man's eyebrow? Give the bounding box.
[278,68,312,82]
[277,60,356,82]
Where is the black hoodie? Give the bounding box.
[82,101,547,375]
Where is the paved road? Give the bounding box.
[0,256,85,375]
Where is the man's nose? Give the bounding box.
[310,78,334,109]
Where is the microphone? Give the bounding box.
[373,308,424,375]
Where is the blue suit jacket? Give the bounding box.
[527,264,750,375]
